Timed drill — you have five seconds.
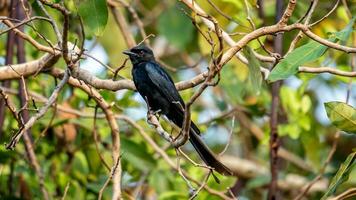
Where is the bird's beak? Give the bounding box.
[123,50,137,56]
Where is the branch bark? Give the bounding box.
[50,68,122,200]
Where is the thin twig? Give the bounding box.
[287,0,318,53]
[177,148,213,171]
[93,105,111,171]
[175,149,196,194]
[50,69,123,200]
[189,171,211,200]
[310,0,340,27]
[61,182,71,200]
[115,0,149,45]
[0,16,51,35]
[35,0,62,43]
[6,68,70,150]
[98,155,121,200]
[298,66,356,77]
[328,188,356,200]
[294,132,340,200]
[83,52,115,73]
[116,114,232,199]
[219,116,235,156]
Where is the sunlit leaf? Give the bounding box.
[279,124,301,139]
[280,86,299,114]
[121,138,156,171]
[246,175,270,189]
[333,16,356,42]
[268,40,330,82]
[220,64,246,103]
[321,152,356,199]
[221,0,244,8]
[268,17,356,82]
[248,0,257,6]
[243,46,262,94]
[77,0,108,37]
[71,152,89,184]
[84,146,102,173]
[325,102,356,133]
[149,168,173,194]
[158,6,194,50]
[301,96,312,114]
[159,191,187,200]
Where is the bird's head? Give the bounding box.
[123,44,155,64]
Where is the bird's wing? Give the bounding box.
[145,62,185,109]
[145,62,201,135]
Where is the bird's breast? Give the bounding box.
[132,66,170,114]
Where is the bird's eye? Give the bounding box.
[139,50,144,55]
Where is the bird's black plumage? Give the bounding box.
[124,44,232,175]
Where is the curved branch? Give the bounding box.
[0,53,60,80]
[299,66,356,77]
[2,20,58,54]
[71,67,135,90]
[6,69,70,150]
[301,27,356,53]
[180,0,276,64]
[50,68,122,200]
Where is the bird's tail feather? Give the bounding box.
[166,109,232,175]
[189,128,233,176]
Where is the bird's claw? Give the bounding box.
[147,109,162,125]
[150,109,161,118]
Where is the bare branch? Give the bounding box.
[6,68,70,150]
[2,19,58,53]
[278,0,297,25]
[299,66,356,77]
[50,69,122,200]
[0,53,60,81]
[98,155,121,200]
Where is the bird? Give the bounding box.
[123,44,232,176]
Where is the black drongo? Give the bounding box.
[123,45,232,175]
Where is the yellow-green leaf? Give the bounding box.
[243,46,262,94]
[158,6,194,50]
[325,101,356,133]
[77,0,108,37]
[321,152,356,199]
[268,40,330,82]
[268,17,356,82]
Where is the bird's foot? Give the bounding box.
[147,109,161,125]
[148,109,161,117]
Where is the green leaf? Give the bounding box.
[71,151,89,184]
[268,18,356,82]
[149,168,172,194]
[325,102,356,133]
[280,86,299,114]
[221,0,244,9]
[220,64,246,103]
[268,40,329,82]
[159,191,187,200]
[243,46,262,94]
[248,0,257,6]
[84,146,102,173]
[121,138,156,171]
[158,6,194,50]
[321,152,356,199]
[246,175,270,189]
[334,17,356,42]
[77,0,108,37]
[301,96,312,114]
[278,123,301,139]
